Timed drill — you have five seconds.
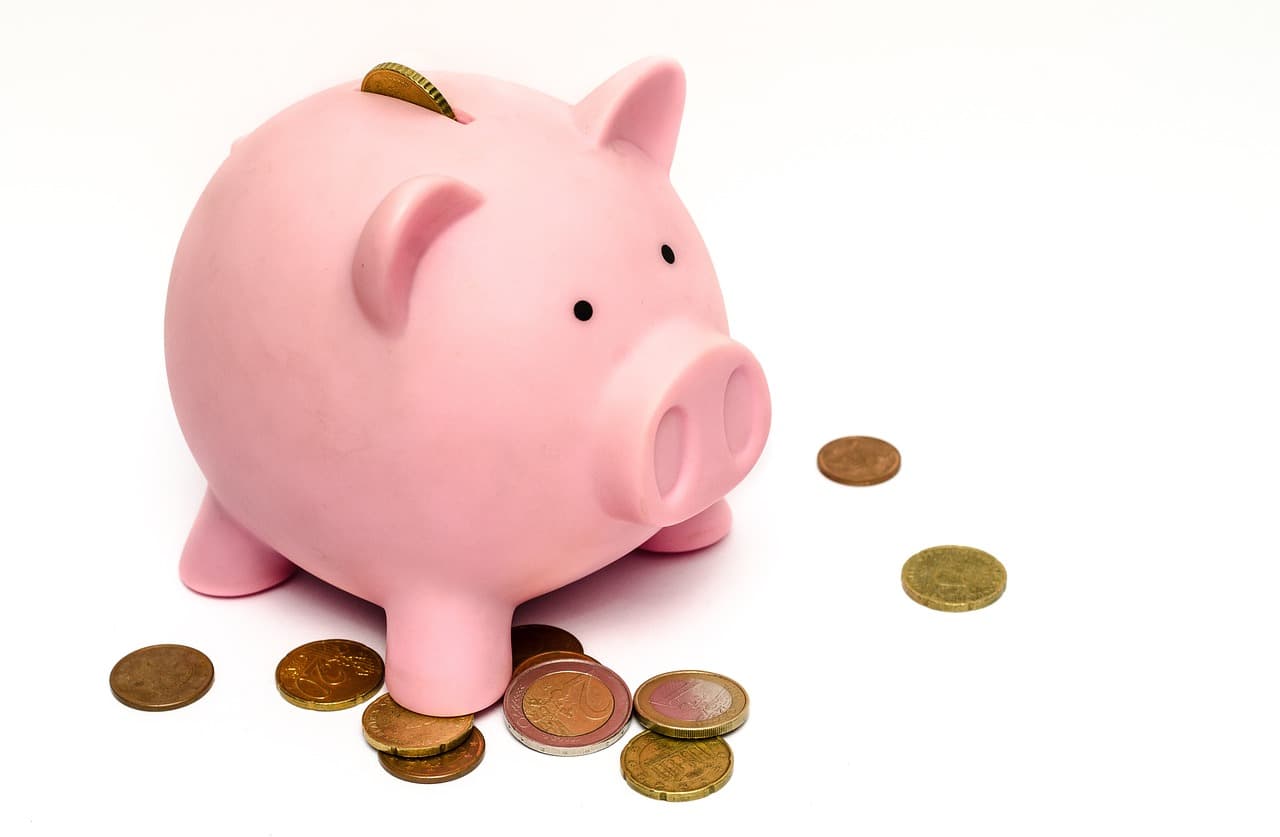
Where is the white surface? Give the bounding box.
[3,1,1278,833]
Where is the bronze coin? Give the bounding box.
[817,436,901,486]
[377,728,486,784]
[621,730,734,802]
[511,624,584,670]
[511,649,600,681]
[361,693,474,757]
[275,639,384,711]
[504,659,631,756]
[902,545,1007,612]
[634,670,748,739]
[110,644,214,711]
[360,62,457,121]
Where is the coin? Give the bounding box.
[511,649,600,681]
[361,693,474,757]
[621,730,734,802]
[275,639,384,710]
[504,659,631,756]
[110,644,214,711]
[511,624,584,670]
[817,436,901,486]
[361,62,457,120]
[902,545,1007,612]
[633,670,748,739]
[377,728,486,784]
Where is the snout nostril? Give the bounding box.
[654,407,686,498]
[723,366,754,455]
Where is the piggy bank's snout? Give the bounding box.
[595,322,771,528]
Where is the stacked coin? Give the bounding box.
[272,638,484,783]
[621,670,747,801]
[361,694,483,784]
[503,624,633,756]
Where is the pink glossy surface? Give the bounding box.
[165,58,770,715]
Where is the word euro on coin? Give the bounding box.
[377,728,486,784]
[633,670,748,739]
[110,644,214,711]
[817,436,901,486]
[362,693,474,757]
[901,545,1007,612]
[275,639,384,710]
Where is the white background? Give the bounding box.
[2,1,1277,833]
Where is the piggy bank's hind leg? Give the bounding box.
[384,595,513,716]
[638,498,733,553]
[178,489,295,596]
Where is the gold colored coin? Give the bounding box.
[511,649,599,681]
[361,693,474,757]
[110,644,214,711]
[511,624,584,670]
[817,436,901,486]
[634,670,748,739]
[902,545,1007,612]
[621,731,733,802]
[275,639,384,711]
[360,62,457,120]
[377,728,486,784]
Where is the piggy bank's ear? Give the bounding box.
[352,175,482,335]
[574,58,686,171]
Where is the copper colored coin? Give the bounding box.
[634,670,748,739]
[275,639,384,711]
[361,693,474,757]
[504,659,632,756]
[377,728,485,784]
[511,624,584,670]
[817,436,901,486]
[621,730,734,802]
[110,644,214,711]
[511,649,600,681]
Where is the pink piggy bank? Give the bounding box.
[165,58,771,715]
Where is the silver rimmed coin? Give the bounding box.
[511,649,600,681]
[503,659,631,756]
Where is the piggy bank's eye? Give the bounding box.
[661,244,676,264]
[574,300,594,321]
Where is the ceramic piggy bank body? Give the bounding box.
[165,58,770,715]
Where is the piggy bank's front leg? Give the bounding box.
[384,594,514,716]
[179,489,296,596]
[638,498,733,554]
